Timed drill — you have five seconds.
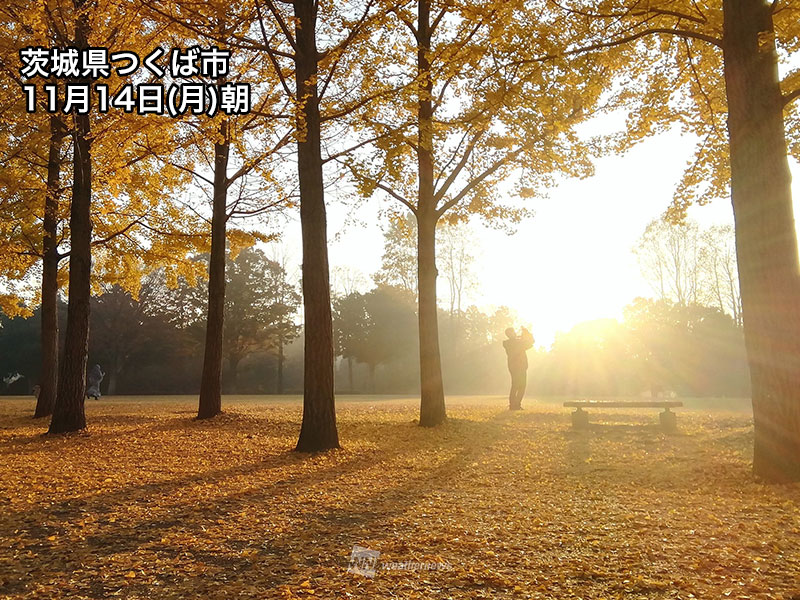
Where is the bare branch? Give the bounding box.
[260,0,297,51]
[375,182,418,215]
[435,147,523,218]
[433,131,482,202]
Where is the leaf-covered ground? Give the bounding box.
[1,396,799,599]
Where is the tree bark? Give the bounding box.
[49,1,91,434]
[722,0,800,482]
[416,0,446,427]
[35,114,63,419]
[294,0,339,452]
[197,119,229,419]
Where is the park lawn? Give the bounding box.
[1,396,799,599]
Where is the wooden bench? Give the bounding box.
[563,400,683,431]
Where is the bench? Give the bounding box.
[564,400,683,431]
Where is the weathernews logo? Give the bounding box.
[347,545,452,578]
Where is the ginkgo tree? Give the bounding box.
[548,0,800,482]
[348,0,621,425]
[236,0,395,451]
[139,0,295,420]
[0,0,72,419]
[0,0,209,430]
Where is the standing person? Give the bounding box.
[86,364,105,400]
[503,327,534,410]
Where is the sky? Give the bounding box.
[268,126,800,349]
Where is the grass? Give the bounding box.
[1,395,798,599]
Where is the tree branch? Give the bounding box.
[319,0,376,101]
[260,0,297,51]
[375,183,418,215]
[434,131,483,203]
[435,147,523,218]
[91,217,144,247]
[783,87,800,108]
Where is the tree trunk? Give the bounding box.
[49,1,91,434]
[722,0,800,482]
[197,120,229,419]
[35,114,63,419]
[293,0,339,452]
[416,0,446,427]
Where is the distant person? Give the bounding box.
[503,327,534,410]
[86,364,105,400]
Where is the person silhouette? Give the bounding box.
[503,327,534,410]
[86,364,105,400]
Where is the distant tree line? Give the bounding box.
[2,223,748,399]
[0,290,749,400]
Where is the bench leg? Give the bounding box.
[659,408,677,432]
[571,407,589,430]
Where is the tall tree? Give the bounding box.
[247,0,387,450]
[0,1,70,418]
[635,218,701,306]
[48,0,92,433]
[1,0,207,426]
[553,0,800,481]
[223,247,300,393]
[438,222,476,317]
[291,0,339,449]
[699,225,741,326]
[140,0,292,419]
[353,0,613,425]
[333,292,369,393]
[35,113,65,417]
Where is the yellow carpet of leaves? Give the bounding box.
[1,396,799,599]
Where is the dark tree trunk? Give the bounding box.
[722,0,800,482]
[416,0,446,427]
[294,0,339,452]
[35,114,63,419]
[198,119,229,419]
[49,1,91,434]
